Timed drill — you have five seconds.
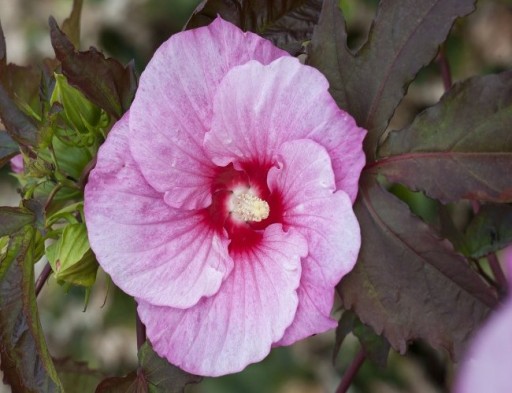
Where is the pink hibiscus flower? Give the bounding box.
[85,18,365,376]
[453,249,512,393]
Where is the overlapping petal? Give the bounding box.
[454,297,512,393]
[137,224,308,376]
[453,250,512,393]
[85,114,234,308]
[267,139,360,345]
[204,56,366,201]
[129,18,288,210]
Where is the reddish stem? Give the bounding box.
[79,155,97,190]
[35,262,52,297]
[336,349,367,393]
[436,47,452,91]
[136,311,146,351]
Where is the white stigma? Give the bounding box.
[230,192,270,222]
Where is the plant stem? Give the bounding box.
[470,203,506,296]
[44,183,63,213]
[336,349,367,393]
[35,262,52,297]
[473,259,499,289]
[136,311,146,351]
[436,47,452,91]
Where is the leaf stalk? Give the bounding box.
[336,348,367,393]
[136,311,146,351]
[35,262,52,297]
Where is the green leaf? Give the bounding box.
[46,223,98,288]
[50,73,104,136]
[0,227,64,392]
[51,136,95,181]
[0,131,19,168]
[187,0,323,55]
[375,71,512,204]
[0,236,8,256]
[334,310,390,368]
[139,342,202,393]
[61,0,84,48]
[339,173,497,360]
[95,342,201,393]
[464,204,512,258]
[49,17,137,119]
[54,358,104,393]
[308,0,475,158]
[95,371,147,393]
[0,207,35,237]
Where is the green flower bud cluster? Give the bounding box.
[50,73,109,147]
[10,72,111,297]
[45,223,98,289]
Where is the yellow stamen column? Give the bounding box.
[230,192,270,222]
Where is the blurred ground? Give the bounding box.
[1,0,512,392]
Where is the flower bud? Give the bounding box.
[45,223,98,288]
[50,74,107,141]
[9,154,24,174]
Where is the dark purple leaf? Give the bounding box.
[0,23,41,146]
[138,342,201,393]
[0,131,19,169]
[0,63,41,113]
[0,227,63,392]
[373,71,512,203]
[49,17,137,119]
[187,0,323,55]
[308,0,475,158]
[61,0,83,48]
[95,371,147,393]
[334,310,390,368]
[0,84,39,146]
[339,173,497,360]
[0,207,35,237]
[54,358,104,393]
[95,342,201,393]
[0,21,40,109]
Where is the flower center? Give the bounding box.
[206,163,284,253]
[229,191,270,223]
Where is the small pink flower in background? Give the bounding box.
[453,250,512,393]
[10,154,23,174]
[85,18,365,376]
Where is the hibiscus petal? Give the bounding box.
[267,139,361,345]
[128,18,288,210]
[85,113,233,308]
[204,56,366,202]
[137,223,308,376]
[454,297,512,393]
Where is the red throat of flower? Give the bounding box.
[206,161,284,253]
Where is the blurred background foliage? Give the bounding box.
[1,0,511,392]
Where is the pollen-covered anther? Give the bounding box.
[231,192,270,222]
